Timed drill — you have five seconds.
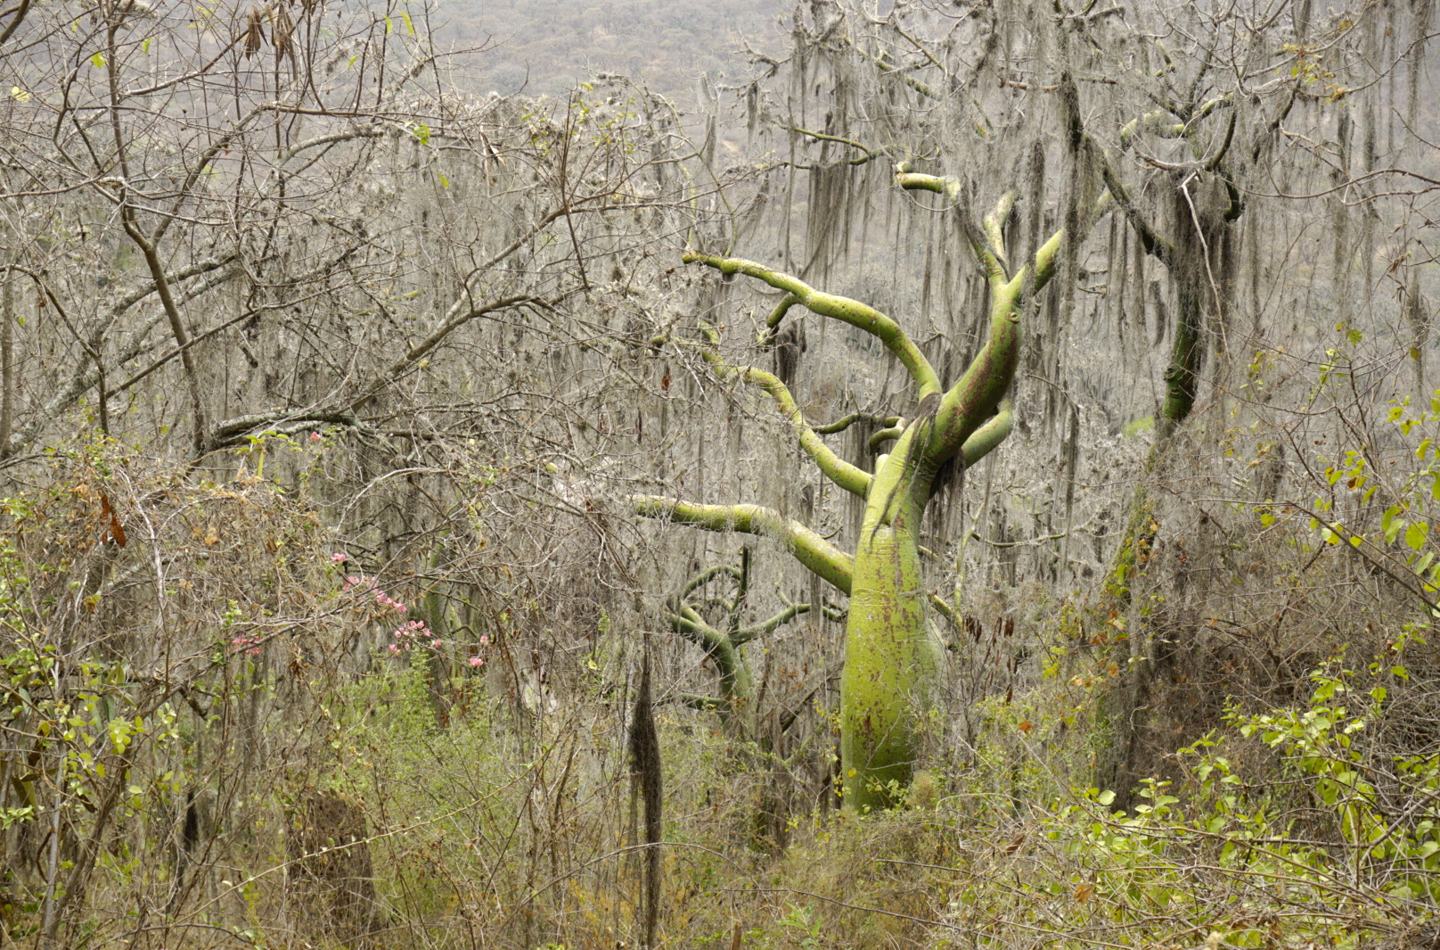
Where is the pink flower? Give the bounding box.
[310,432,322,442]
[331,552,347,563]
[431,639,442,648]
[388,644,400,655]
[478,635,490,647]
[468,656,484,668]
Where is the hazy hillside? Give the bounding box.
[432,0,789,99]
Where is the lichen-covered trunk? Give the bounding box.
[841,444,936,811]
[1097,278,1207,808]
[712,639,757,738]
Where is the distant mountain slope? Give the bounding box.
[432,0,788,100]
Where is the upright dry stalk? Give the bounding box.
[629,646,662,947]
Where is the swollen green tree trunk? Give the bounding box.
[637,169,1096,810]
[840,468,932,805]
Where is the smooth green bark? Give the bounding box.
[641,169,1083,810]
[633,496,854,595]
[840,428,935,809]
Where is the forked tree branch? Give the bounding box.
[681,251,942,398]
[959,399,1014,468]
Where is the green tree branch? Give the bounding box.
[697,324,871,497]
[633,496,854,595]
[681,252,942,398]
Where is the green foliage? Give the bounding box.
[1017,648,1439,947]
[855,597,1437,949]
[0,632,184,940]
[1218,645,1440,901]
[1312,387,1440,610]
[1119,415,1154,439]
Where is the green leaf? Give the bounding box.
[1384,508,1404,544]
[1406,521,1429,552]
[401,9,414,33]
[435,171,449,188]
[91,51,105,68]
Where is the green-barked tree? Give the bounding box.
[636,170,1106,811]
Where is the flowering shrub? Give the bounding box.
[330,554,490,671]
[390,619,441,655]
[342,572,410,614]
[230,634,263,656]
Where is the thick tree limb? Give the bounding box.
[959,399,1014,467]
[760,293,802,342]
[1120,109,1187,148]
[667,604,727,651]
[869,423,906,453]
[633,495,853,595]
[202,407,362,453]
[892,169,1074,462]
[1084,129,1173,264]
[682,252,942,398]
[927,257,1038,460]
[0,0,31,47]
[896,172,1082,289]
[123,225,208,453]
[681,564,743,598]
[733,603,809,645]
[982,191,1017,269]
[790,127,875,166]
[698,325,871,497]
